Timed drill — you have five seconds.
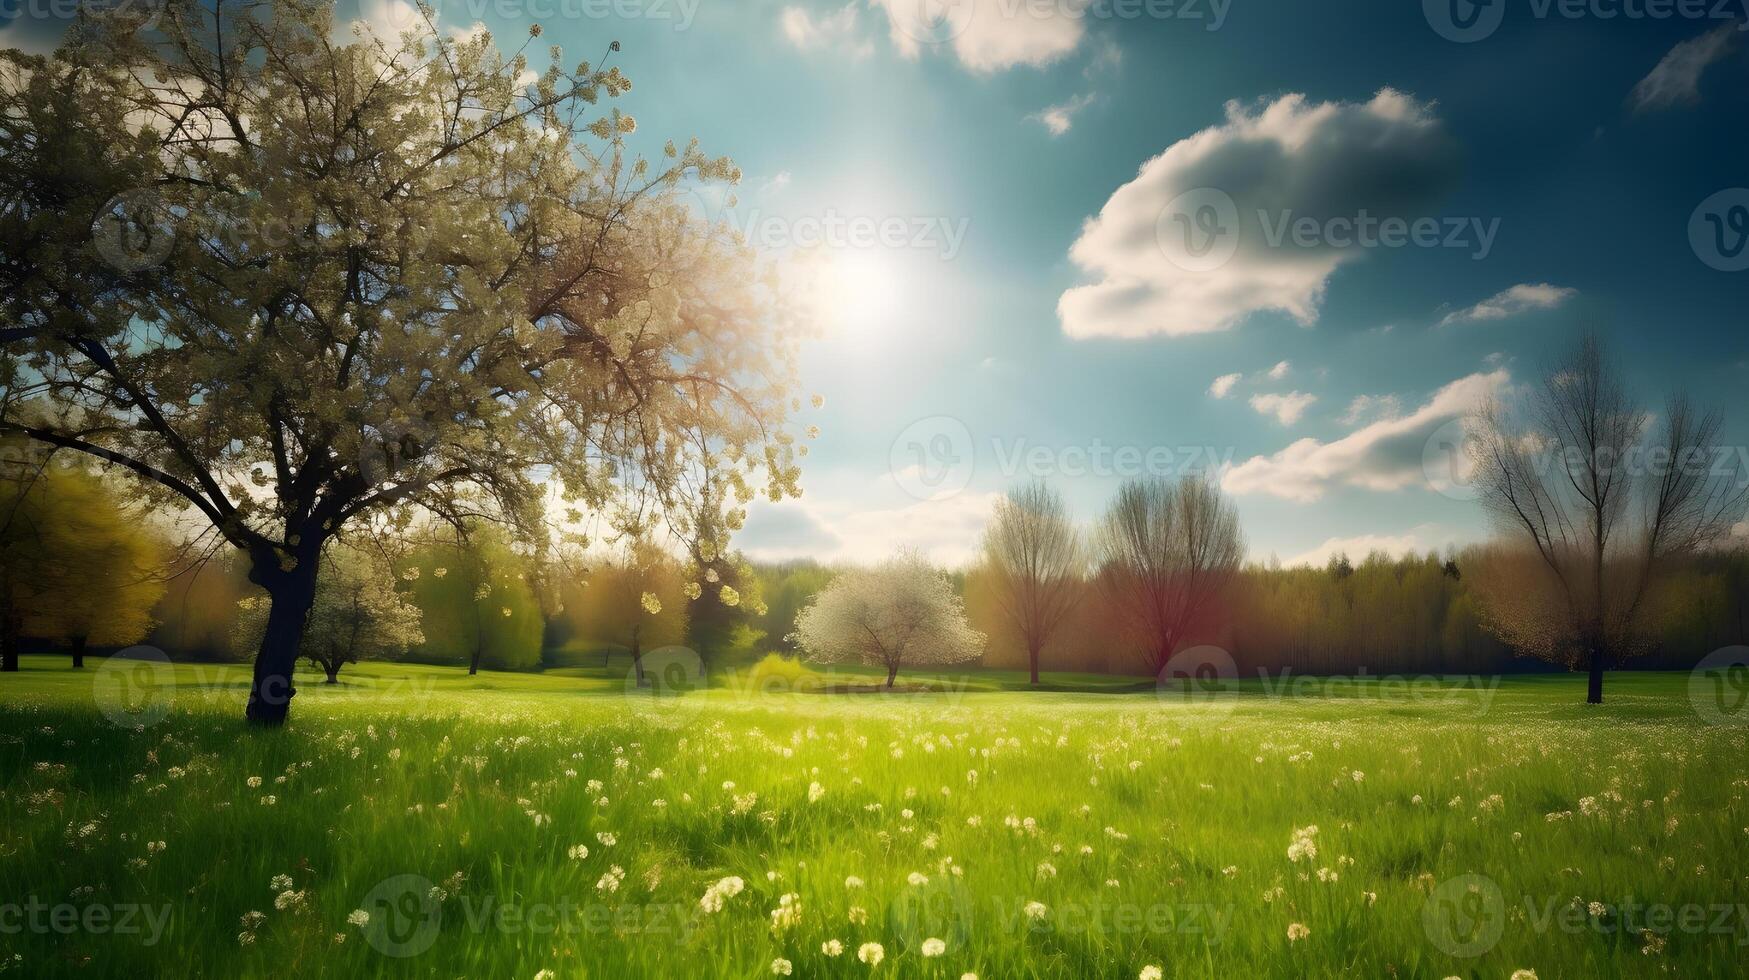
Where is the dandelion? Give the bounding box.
[246,776,263,788]
[1036,861,1057,879]
[596,832,617,847]
[921,937,946,957]
[857,942,884,966]
[907,871,929,886]
[822,939,844,956]
[808,781,826,803]
[1287,922,1310,942]
[568,844,589,860]
[1141,968,1164,980]
[347,909,370,927]
[845,875,864,889]
[1024,901,1048,920]
[1509,972,1538,980]
[596,865,626,894]
[1287,825,1319,863]
[769,892,802,932]
[848,905,868,924]
[771,958,793,976]
[699,876,745,914]
[534,972,555,980]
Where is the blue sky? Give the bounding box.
[6,1,1747,566]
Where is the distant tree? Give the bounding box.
[1095,476,1244,679]
[1468,333,1749,703]
[982,481,1082,685]
[565,536,690,684]
[402,527,544,674]
[0,460,164,669]
[751,560,835,652]
[236,543,422,683]
[149,552,256,662]
[791,550,984,688]
[0,1,803,722]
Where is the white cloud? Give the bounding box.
[350,0,423,43]
[1249,391,1318,426]
[1629,22,1740,112]
[1282,527,1457,568]
[1208,372,1243,399]
[780,4,876,59]
[1030,93,1096,137]
[1057,89,1459,339]
[1223,370,1509,502]
[1339,393,1403,426]
[870,0,1085,73]
[761,171,794,195]
[739,491,999,567]
[1267,359,1291,380]
[1440,282,1576,326]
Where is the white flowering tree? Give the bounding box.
[791,551,984,688]
[235,543,423,684]
[0,1,806,722]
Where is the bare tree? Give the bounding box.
[1095,476,1244,678]
[983,482,1082,685]
[1468,333,1749,703]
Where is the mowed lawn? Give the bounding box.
[1,655,1745,978]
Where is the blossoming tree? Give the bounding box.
[791,550,984,688]
[234,543,423,684]
[0,1,805,722]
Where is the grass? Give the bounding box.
[1,653,1745,978]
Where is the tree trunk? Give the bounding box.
[1,609,18,672]
[1028,639,1040,686]
[323,660,340,684]
[244,557,319,726]
[71,635,86,669]
[1586,648,1604,705]
[631,634,646,687]
[469,611,482,676]
[885,663,898,688]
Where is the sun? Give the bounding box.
[816,250,904,339]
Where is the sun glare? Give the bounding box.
[816,250,904,339]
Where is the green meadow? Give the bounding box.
[2,655,1744,978]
